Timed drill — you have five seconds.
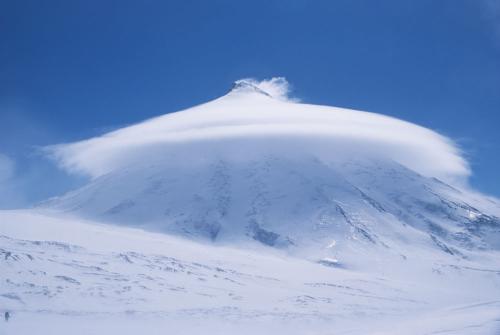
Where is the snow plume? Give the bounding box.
[254,77,293,101]
[46,78,470,185]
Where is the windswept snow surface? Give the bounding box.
[2,78,500,334]
[1,210,500,334]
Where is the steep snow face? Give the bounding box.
[47,78,468,182]
[43,154,500,263]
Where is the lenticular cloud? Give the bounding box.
[47,78,470,184]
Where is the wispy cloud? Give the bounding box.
[0,153,15,182]
[0,153,24,208]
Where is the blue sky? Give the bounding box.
[1,0,499,207]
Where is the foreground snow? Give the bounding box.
[1,210,499,334]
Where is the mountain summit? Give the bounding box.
[230,79,273,97]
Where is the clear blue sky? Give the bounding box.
[1,0,499,206]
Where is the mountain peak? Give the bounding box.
[230,79,272,97]
[228,77,292,101]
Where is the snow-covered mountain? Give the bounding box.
[2,78,500,334]
[44,151,500,261]
[43,78,500,259]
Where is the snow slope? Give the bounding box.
[1,78,500,334]
[1,210,500,334]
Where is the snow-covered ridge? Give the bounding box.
[230,79,273,97]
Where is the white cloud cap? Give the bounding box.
[47,78,470,185]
